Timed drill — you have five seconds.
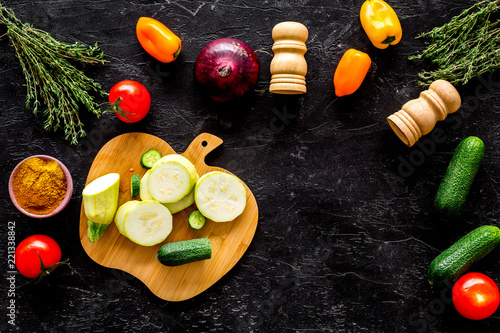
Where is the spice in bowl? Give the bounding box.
[11,157,68,216]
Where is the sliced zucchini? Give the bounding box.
[123,200,173,246]
[140,169,154,201]
[140,149,162,169]
[114,200,140,236]
[131,174,140,197]
[188,210,206,230]
[163,188,195,214]
[194,171,247,222]
[148,154,198,203]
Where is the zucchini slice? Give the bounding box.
[114,200,140,236]
[148,154,198,203]
[123,200,173,246]
[194,171,247,222]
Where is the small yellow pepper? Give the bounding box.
[333,49,371,97]
[360,0,402,49]
[136,17,181,63]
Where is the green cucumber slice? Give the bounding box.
[194,171,247,222]
[140,149,162,169]
[131,174,140,197]
[156,238,212,266]
[148,154,198,203]
[188,210,206,229]
[123,200,173,246]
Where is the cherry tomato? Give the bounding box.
[452,272,500,320]
[108,80,151,123]
[15,235,62,279]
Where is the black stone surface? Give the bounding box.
[1,0,500,332]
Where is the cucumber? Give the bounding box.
[188,210,206,229]
[131,174,140,197]
[428,225,500,286]
[82,173,120,242]
[156,238,212,266]
[115,200,139,236]
[123,200,173,246]
[195,171,247,222]
[434,136,485,217]
[140,167,196,213]
[148,154,198,203]
[140,149,161,169]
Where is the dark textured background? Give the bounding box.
[2,0,500,332]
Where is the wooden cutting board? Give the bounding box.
[79,132,259,301]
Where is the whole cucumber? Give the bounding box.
[434,136,484,217]
[428,225,500,286]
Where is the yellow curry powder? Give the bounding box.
[12,157,67,215]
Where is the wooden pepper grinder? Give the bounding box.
[269,21,308,94]
[387,80,461,147]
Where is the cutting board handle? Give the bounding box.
[182,133,223,166]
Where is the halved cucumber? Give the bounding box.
[148,154,198,203]
[194,171,247,222]
[141,168,195,213]
[123,200,173,246]
[115,200,140,236]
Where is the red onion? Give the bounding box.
[194,38,260,103]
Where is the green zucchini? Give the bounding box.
[130,174,140,197]
[434,136,484,217]
[156,238,212,266]
[140,149,161,169]
[428,225,500,286]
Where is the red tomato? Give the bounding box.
[452,272,500,320]
[108,80,151,123]
[15,235,62,279]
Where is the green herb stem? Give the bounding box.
[0,3,108,144]
[409,0,500,86]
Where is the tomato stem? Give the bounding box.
[103,97,136,121]
[29,252,69,285]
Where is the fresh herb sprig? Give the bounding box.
[0,3,108,144]
[409,0,500,86]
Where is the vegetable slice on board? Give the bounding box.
[194,171,247,222]
[123,200,173,246]
[148,155,198,203]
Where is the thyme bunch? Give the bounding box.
[409,0,500,86]
[0,3,108,144]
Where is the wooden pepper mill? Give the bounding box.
[387,80,461,147]
[269,21,308,94]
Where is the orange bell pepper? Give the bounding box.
[136,17,181,63]
[333,49,371,97]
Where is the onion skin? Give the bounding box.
[194,38,260,103]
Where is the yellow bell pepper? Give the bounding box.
[360,0,402,49]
